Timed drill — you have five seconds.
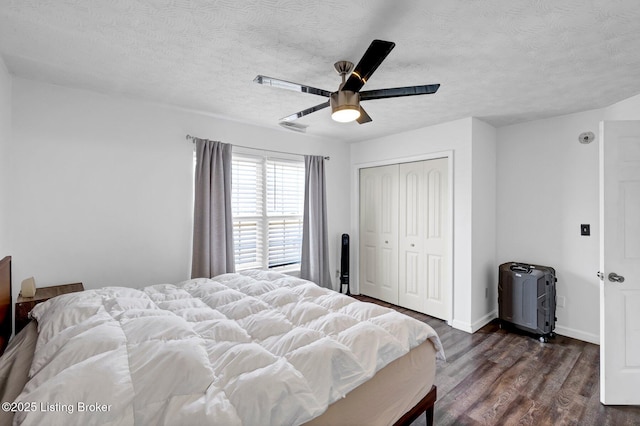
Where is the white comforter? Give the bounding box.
[15,271,444,425]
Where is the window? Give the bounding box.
[231,152,305,271]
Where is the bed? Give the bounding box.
[0,256,443,425]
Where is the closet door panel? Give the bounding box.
[359,168,379,298]
[404,251,420,295]
[427,254,443,300]
[423,158,449,320]
[359,165,398,304]
[363,246,376,285]
[380,245,396,293]
[399,162,426,311]
[378,168,399,303]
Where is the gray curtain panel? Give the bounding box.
[191,139,235,278]
[301,155,332,289]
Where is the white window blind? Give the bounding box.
[231,153,305,271]
[231,154,263,270]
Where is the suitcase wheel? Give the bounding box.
[539,336,548,343]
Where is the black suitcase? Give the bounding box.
[498,262,557,342]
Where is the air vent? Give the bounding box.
[279,121,308,133]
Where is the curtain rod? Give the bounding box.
[185,135,330,160]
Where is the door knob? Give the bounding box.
[608,272,625,283]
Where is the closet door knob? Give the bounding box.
[410,243,415,247]
[385,240,389,244]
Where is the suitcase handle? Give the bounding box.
[510,263,532,273]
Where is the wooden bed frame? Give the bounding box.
[394,385,437,426]
[0,256,11,355]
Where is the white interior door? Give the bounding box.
[398,159,449,319]
[359,165,399,304]
[600,120,640,405]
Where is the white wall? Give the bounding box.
[0,56,11,258]
[350,117,482,330]
[497,109,604,343]
[471,118,497,325]
[604,93,640,120]
[8,78,350,302]
[497,93,640,345]
[9,73,638,342]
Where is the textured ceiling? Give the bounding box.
[1,0,640,142]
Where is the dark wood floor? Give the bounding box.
[353,295,640,426]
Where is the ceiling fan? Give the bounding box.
[254,39,440,125]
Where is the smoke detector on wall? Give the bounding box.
[578,131,595,144]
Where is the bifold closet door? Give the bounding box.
[359,164,399,304]
[398,158,449,319]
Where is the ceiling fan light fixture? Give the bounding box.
[330,91,361,123]
[256,40,440,125]
[332,107,361,123]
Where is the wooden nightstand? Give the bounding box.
[15,283,84,333]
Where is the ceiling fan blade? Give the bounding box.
[360,84,440,101]
[280,101,331,122]
[356,106,372,124]
[254,75,331,98]
[341,40,396,92]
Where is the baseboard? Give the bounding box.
[452,313,599,344]
[554,325,600,345]
[471,310,498,333]
[451,311,498,334]
[450,319,472,333]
